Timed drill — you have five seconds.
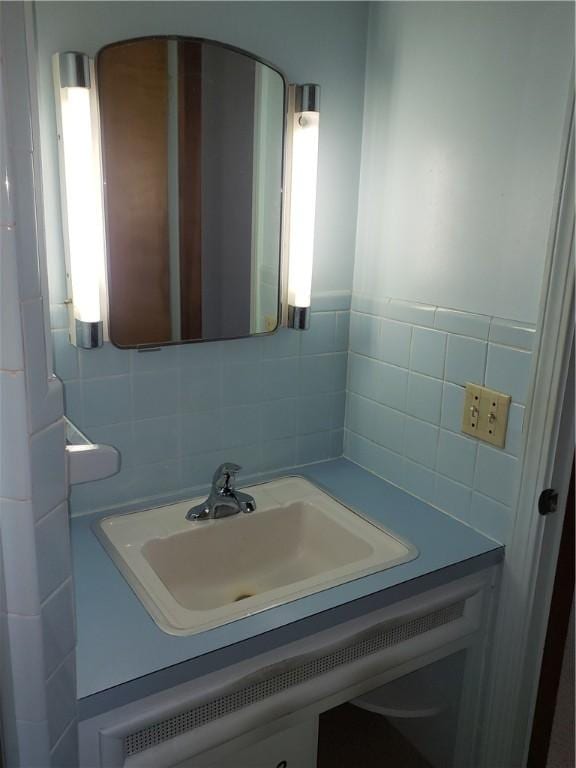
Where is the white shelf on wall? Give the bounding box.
[65,417,120,485]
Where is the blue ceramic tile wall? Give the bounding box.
[345,297,535,543]
[51,304,349,515]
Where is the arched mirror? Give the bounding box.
[96,37,286,348]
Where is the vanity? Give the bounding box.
[73,459,503,768]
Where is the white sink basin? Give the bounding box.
[96,477,417,635]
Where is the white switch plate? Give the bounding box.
[462,383,511,448]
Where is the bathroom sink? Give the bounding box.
[96,476,417,635]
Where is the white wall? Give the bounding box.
[35,0,368,305]
[0,4,76,765]
[354,1,574,323]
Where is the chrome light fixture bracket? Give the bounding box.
[75,319,104,350]
[295,83,320,114]
[58,51,91,88]
[287,305,311,331]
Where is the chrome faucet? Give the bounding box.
[186,463,256,521]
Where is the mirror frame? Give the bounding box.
[96,35,289,349]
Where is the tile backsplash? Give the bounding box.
[51,298,349,515]
[53,287,535,544]
[344,296,535,544]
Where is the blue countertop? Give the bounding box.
[72,459,503,718]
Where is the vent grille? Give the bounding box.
[124,600,464,757]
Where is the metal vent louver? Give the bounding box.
[124,600,464,757]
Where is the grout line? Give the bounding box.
[351,308,534,351]
[345,444,446,515]
[346,430,483,525]
[346,425,405,461]
[350,348,447,379]
[49,717,77,758]
[175,359,183,484]
[350,386,442,426]
[347,425,479,492]
[75,371,130,385]
[35,497,67,528]
[0,491,33,502]
[45,649,75,691]
[39,575,73,613]
[352,299,529,326]
[0,365,25,373]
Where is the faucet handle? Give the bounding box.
[212,462,241,493]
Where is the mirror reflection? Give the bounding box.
[97,37,285,348]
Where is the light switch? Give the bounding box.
[462,383,511,448]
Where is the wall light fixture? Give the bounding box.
[285,83,320,330]
[53,51,106,348]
